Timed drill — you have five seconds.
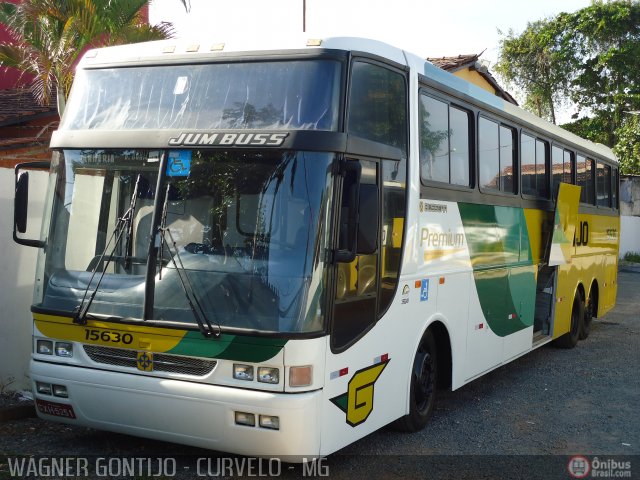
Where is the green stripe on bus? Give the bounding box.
[167,331,287,362]
[459,203,536,337]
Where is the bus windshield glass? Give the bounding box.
[60,60,341,131]
[40,149,334,334]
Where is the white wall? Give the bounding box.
[0,167,47,391]
[620,215,640,258]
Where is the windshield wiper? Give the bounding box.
[156,184,221,339]
[123,174,141,270]
[73,174,141,325]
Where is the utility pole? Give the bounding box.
[303,0,306,32]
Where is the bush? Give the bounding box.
[623,251,640,263]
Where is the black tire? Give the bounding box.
[554,291,583,349]
[394,329,438,432]
[579,289,594,340]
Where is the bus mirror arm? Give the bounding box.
[13,161,49,248]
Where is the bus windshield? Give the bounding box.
[40,149,334,334]
[60,60,341,131]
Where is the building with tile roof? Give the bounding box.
[427,53,518,106]
[0,0,58,167]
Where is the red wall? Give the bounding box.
[0,0,22,89]
[0,1,150,90]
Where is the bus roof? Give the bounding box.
[78,36,616,164]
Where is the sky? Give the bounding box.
[150,0,592,67]
[149,0,593,122]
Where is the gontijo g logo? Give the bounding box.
[330,356,390,427]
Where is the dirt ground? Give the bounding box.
[0,272,638,479]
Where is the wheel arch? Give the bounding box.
[576,281,586,304]
[428,320,452,391]
[587,279,600,318]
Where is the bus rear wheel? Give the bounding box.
[394,329,438,432]
[579,289,595,340]
[555,291,583,349]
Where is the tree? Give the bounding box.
[495,19,569,124]
[613,114,640,174]
[495,1,640,173]
[0,0,188,114]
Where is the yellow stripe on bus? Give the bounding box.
[33,313,186,351]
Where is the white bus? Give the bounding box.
[14,36,619,458]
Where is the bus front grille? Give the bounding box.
[83,345,217,376]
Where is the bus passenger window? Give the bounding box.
[552,146,563,195]
[564,150,575,184]
[612,168,619,209]
[478,119,515,193]
[552,147,574,195]
[536,139,549,198]
[577,155,595,204]
[479,118,499,190]
[521,133,549,198]
[499,126,516,193]
[419,95,449,183]
[450,107,470,186]
[597,162,611,208]
[521,134,536,195]
[420,93,471,187]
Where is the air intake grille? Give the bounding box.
[83,345,216,376]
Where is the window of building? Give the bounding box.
[521,133,549,198]
[419,93,471,186]
[348,61,407,153]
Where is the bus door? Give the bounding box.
[534,183,581,341]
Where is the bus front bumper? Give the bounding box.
[30,359,322,458]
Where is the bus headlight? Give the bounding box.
[233,364,254,381]
[55,342,73,358]
[257,367,279,384]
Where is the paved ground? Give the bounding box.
[0,272,638,479]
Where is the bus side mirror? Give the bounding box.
[13,161,49,248]
[15,171,29,234]
[335,161,361,263]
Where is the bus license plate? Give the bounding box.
[36,399,76,419]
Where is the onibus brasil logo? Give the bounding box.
[330,358,390,427]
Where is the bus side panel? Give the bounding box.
[553,212,619,338]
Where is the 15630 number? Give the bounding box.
[84,329,133,345]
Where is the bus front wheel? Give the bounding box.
[555,291,583,349]
[394,329,438,432]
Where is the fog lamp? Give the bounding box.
[36,382,52,395]
[259,415,280,430]
[234,411,255,427]
[37,340,53,355]
[52,384,68,398]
